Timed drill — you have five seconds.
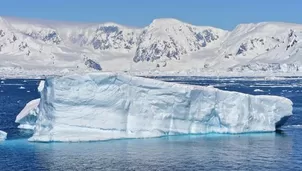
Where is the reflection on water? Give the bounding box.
[1,131,299,170]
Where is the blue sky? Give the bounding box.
[0,0,301,30]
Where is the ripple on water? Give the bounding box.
[0,78,302,170]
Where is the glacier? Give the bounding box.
[27,73,293,142]
[0,130,7,141]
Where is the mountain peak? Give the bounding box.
[150,18,185,27]
[1,16,302,74]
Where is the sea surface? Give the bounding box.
[0,77,302,171]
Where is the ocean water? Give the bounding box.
[0,77,302,171]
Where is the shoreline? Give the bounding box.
[2,70,302,79]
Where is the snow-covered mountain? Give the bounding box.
[134,18,226,62]
[218,22,302,72]
[1,16,302,76]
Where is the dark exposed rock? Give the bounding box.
[25,30,61,44]
[18,42,28,51]
[133,28,218,63]
[84,59,102,71]
[0,30,5,37]
[236,44,247,55]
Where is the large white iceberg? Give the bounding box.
[28,73,293,142]
[0,130,7,141]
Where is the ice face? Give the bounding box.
[0,130,7,141]
[29,73,293,142]
[15,80,44,130]
[15,98,40,130]
[37,80,45,92]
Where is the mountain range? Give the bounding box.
[1,16,302,76]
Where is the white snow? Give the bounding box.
[0,130,7,141]
[29,73,293,142]
[1,17,302,77]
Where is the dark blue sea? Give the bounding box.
[1,77,302,171]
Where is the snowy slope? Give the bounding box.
[220,22,302,72]
[1,16,302,76]
[134,18,226,62]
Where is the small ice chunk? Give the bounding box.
[0,130,7,141]
[254,89,264,92]
[19,86,26,90]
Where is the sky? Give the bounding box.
[0,0,301,30]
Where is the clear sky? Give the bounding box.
[0,0,301,30]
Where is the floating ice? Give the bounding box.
[254,89,264,92]
[282,125,302,129]
[28,73,292,142]
[0,130,7,141]
[18,86,26,89]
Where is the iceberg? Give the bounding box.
[0,130,7,141]
[28,73,292,142]
[15,80,44,130]
[254,89,264,92]
[15,98,40,129]
[18,86,26,90]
